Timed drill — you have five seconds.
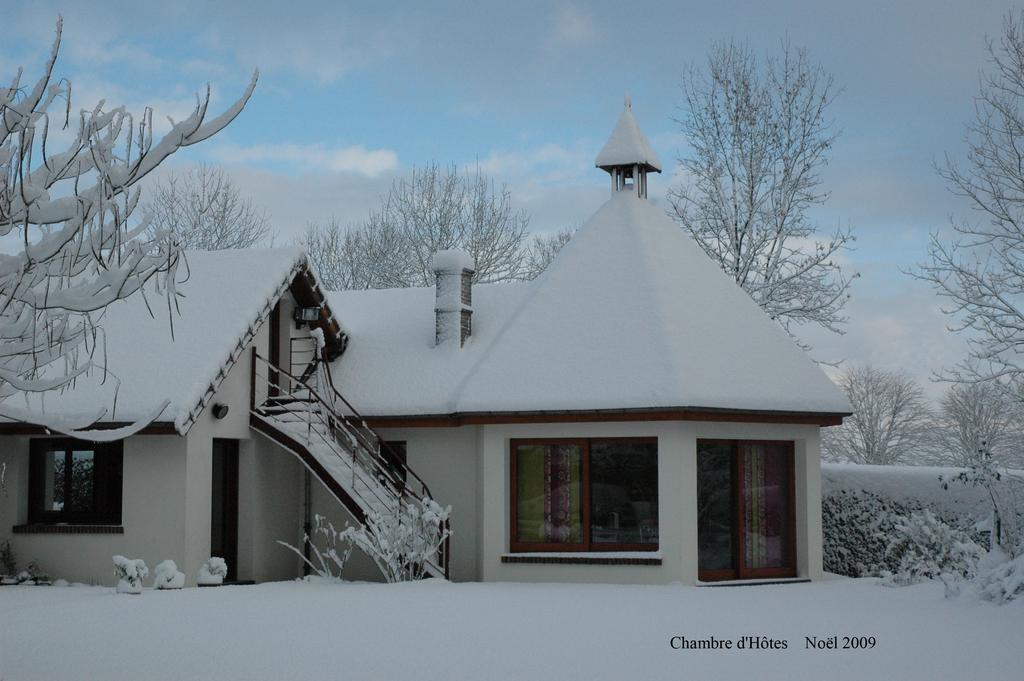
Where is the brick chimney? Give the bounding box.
[432,249,475,347]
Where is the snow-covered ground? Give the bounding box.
[2,577,1022,681]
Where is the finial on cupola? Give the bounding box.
[594,94,661,198]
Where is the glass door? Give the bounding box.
[697,440,795,581]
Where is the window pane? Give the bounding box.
[42,450,66,512]
[742,443,792,569]
[515,443,583,545]
[590,441,658,546]
[70,450,95,512]
[698,442,734,571]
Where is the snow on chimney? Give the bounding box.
[432,249,475,347]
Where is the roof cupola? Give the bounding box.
[594,94,661,199]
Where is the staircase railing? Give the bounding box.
[249,348,450,578]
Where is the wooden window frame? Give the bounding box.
[509,437,658,553]
[697,439,797,582]
[28,438,123,525]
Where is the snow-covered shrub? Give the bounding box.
[970,548,1024,604]
[197,557,228,585]
[13,561,50,586]
[113,556,148,594]
[349,498,451,583]
[277,514,355,580]
[153,560,185,590]
[881,510,982,586]
[943,458,1024,557]
[822,489,919,576]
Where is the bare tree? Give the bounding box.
[461,169,531,283]
[822,366,933,465]
[146,164,270,250]
[523,227,574,280]
[301,163,533,288]
[0,18,256,436]
[934,382,1023,468]
[671,40,856,348]
[301,217,413,291]
[916,13,1024,399]
[380,163,466,284]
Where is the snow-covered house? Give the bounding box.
[0,102,850,586]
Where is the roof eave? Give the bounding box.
[363,406,851,429]
[0,420,179,436]
[596,161,662,173]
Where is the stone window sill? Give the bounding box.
[12,524,124,535]
[501,552,661,566]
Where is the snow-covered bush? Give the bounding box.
[153,560,185,590]
[822,489,920,576]
[197,557,228,585]
[881,510,982,586]
[943,457,1024,557]
[113,556,148,594]
[970,547,1024,604]
[278,514,355,580]
[349,498,451,583]
[14,561,50,586]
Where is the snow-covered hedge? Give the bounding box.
[821,463,991,577]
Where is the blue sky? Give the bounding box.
[4,0,1019,398]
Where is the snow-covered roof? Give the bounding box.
[594,99,662,172]
[329,190,850,417]
[11,248,309,433]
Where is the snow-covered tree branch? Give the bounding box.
[145,163,270,250]
[671,40,856,350]
[914,13,1024,398]
[0,18,257,436]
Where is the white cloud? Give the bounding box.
[477,140,595,184]
[546,5,599,50]
[209,143,399,177]
[802,275,970,403]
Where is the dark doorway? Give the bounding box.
[211,439,239,582]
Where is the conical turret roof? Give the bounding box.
[594,97,662,172]
[451,190,849,414]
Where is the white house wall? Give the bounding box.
[374,426,481,582]
[240,434,303,582]
[472,420,822,585]
[361,419,821,586]
[0,434,187,586]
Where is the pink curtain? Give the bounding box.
[742,443,789,569]
[543,445,575,542]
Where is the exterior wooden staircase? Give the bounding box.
[249,348,449,579]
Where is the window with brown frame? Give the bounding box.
[696,439,796,581]
[510,438,658,552]
[28,438,123,525]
